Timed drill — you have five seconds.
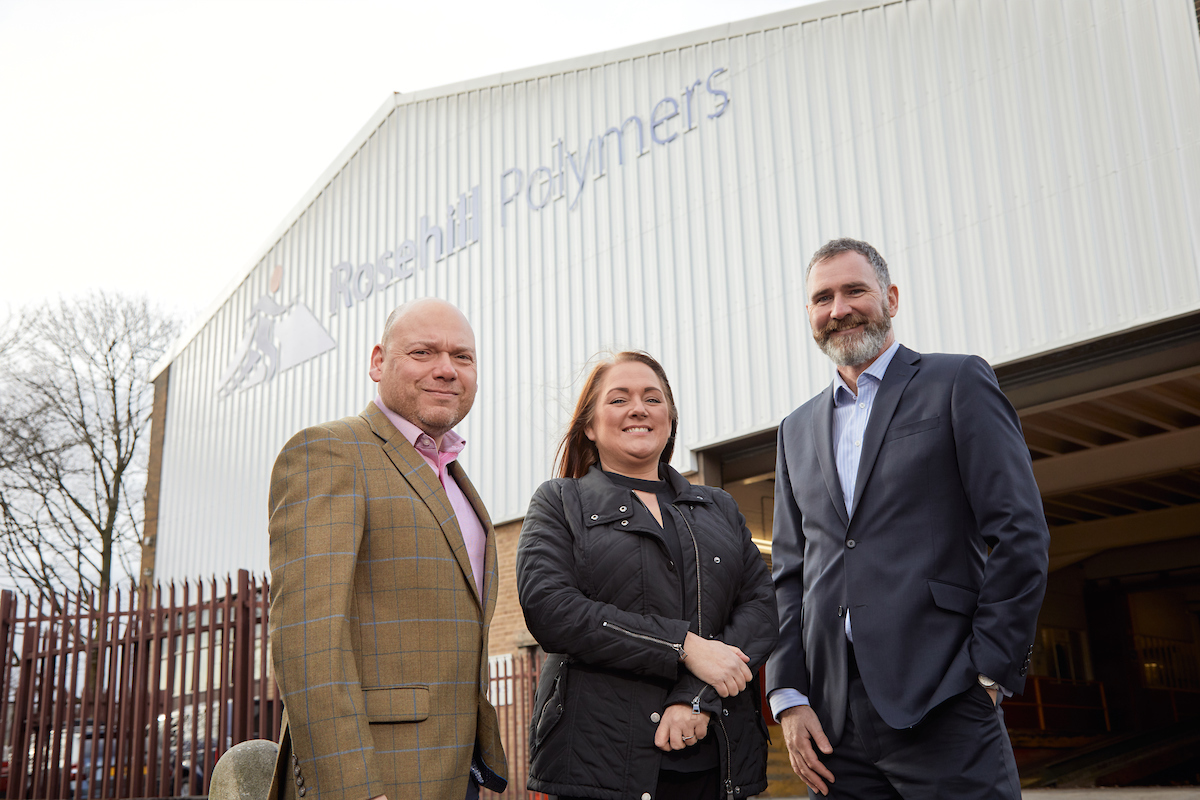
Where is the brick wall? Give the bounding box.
[488,518,533,657]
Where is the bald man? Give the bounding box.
[269,299,507,800]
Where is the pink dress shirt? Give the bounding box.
[373,396,487,596]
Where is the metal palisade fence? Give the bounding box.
[0,572,547,800]
[0,571,280,800]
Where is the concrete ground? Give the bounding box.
[1022,791,1200,799]
[768,791,1200,799]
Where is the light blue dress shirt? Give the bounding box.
[768,340,900,720]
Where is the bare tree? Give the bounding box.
[0,292,180,598]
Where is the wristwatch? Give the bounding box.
[977,674,997,689]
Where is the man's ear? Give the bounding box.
[368,344,384,382]
[886,284,900,318]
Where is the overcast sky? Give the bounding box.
[1,0,816,327]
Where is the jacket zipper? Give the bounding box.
[676,504,733,798]
[717,716,734,799]
[535,668,563,729]
[672,506,705,636]
[601,620,687,660]
[671,505,710,713]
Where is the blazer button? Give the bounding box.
[621,520,629,526]
[713,556,721,564]
[293,766,301,777]
[650,712,661,723]
[846,539,857,549]
[620,506,628,512]
[642,794,652,800]
[298,788,306,797]
[591,514,599,520]
[296,776,304,787]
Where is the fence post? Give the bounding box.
[234,569,253,744]
[0,591,16,770]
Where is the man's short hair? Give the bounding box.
[807,238,891,292]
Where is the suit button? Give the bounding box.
[846,539,856,549]
[296,776,304,787]
[591,514,599,520]
[621,520,629,526]
[298,788,306,797]
[620,506,628,512]
[723,708,729,716]
[650,712,661,723]
[293,766,301,777]
[713,556,721,564]
[642,794,652,800]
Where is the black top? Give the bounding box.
[603,469,718,772]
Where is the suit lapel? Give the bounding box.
[850,346,920,517]
[449,460,496,618]
[812,385,850,528]
[362,403,483,611]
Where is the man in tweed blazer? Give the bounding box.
[269,298,507,800]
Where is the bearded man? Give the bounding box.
[765,238,1049,799]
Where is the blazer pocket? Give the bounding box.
[363,684,430,722]
[928,579,979,616]
[884,415,940,442]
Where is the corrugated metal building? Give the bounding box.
[144,0,1200,780]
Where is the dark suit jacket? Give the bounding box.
[268,402,507,800]
[765,345,1049,742]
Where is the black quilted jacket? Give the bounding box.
[516,465,779,800]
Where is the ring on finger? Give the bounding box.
[682,735,694,741]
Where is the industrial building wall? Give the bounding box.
[151,0,1200,582]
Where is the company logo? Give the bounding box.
[499,67,730,224]
[217,265,337,396]
[217,69,731,396]
[331,186,482,315]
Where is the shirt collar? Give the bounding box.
[832,339,902,405]
[373,395,466,459]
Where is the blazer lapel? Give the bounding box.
[449,461,496,617]
[362,403,483,611]
[812,385,850,528]
[850,346,920,517]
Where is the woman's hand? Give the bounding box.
[653,703,712,751]
[681,631,753,697]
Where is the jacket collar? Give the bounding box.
[850,344,920,516]
[813,344,921,526]
[575,464,711,529]
[361,402,486,611]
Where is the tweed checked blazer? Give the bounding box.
[268,402,507,800]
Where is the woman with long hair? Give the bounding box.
[516,352,778,800]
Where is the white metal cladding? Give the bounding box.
[152,0,1200,583]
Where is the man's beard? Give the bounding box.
[814,306,892,367]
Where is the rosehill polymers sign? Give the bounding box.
[218,67,731,395]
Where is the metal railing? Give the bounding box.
[1134,635,1200,693]
[483,649,548,800]
[0,570,279,800]
[1002,675,1111,733]
[0,573,555,800]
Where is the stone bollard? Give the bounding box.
[209,739,279,800]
